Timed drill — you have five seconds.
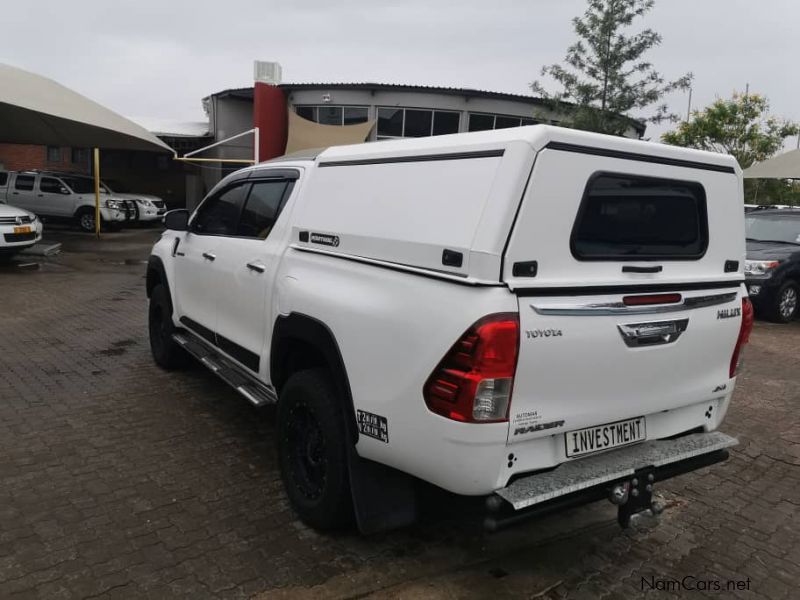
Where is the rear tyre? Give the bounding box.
[76,207,102,233]
[767,281,799,323]
[148,283,187,369]
[278,369,353,530]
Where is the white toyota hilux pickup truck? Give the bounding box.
[147,126,752,533]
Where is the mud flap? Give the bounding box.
[346,445,418,534]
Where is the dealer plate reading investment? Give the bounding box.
[566,417,646,458]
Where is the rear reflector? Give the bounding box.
[623,293,682,306]
[730,297,754,378]
[423,313,519,423]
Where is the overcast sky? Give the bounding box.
[3,0,799,141]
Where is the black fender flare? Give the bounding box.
[271,312,358,443]
[271,312,418,533]
[146,255,169,299]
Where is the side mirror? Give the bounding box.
[163,209,189,231]
[59,186,70,195]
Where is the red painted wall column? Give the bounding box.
[253,82,288,162]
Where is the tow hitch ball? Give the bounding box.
[608,468,664,528]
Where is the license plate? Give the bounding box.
[13,226,31,234]
[565,417,646,458]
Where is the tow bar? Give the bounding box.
[484,432,737,532]
[607,466,665,528]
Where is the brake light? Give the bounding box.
[623,293,682,306]
[423,313,519,423]
[729,297,754,378]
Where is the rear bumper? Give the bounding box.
[486,431,736,527]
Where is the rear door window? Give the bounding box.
[15,175,35,191]
[571,173,708,260]
[236,180,291,239]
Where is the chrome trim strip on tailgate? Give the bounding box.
[531,291,738,316]
[496,431,738,511]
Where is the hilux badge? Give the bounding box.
[717,307,741,319]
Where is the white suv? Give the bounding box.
[0,201,43,258]
[103,179,167,223]
[147,126,752,534]
[0,170,135,232]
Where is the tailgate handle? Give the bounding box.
[618,318,688,347]
[622,265,663,274]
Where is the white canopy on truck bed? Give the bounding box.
[292,126,740,284]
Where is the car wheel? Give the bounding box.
[148,284,188,369]
[768,281,799,323]
[76,208,101,233]
[278,369,353,530]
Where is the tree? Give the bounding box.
[662,92,799,203]
[532,0,692,136]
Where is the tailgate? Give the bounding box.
[502,145,745,444]
[510,285,743,443]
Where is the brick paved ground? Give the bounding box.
[0,227,798,599]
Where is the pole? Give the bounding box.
[254,126,260,164]
[686,87,693,121]
[93,148,101,238]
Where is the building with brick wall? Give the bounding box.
[0,143,91,174]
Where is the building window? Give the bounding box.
[294,105,369,126]
[71,148,89,164]
[46,146,62,162]
[343,106,368,125]
[377,108,460,139]
[468,113,539,132]
[317,106,343,125]
[403,109,433,137]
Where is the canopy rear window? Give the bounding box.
[571,173,708,261]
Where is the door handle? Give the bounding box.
[246,261,266,274]
[617,318,688,348]
[202,252,216,261]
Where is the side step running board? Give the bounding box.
[173,331,277,407]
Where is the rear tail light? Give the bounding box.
[729,297,754,378]
[423,313,519,423]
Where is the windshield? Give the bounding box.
[60,176,110,194]
[745,214,800,244]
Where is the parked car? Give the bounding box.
[745,208,800,322]
[0,200,43,259]
[0,170,135,232]
[147,126,751,534]
[103,179,167,223]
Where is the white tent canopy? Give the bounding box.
[0,63,172,153]
[743,149,800,179]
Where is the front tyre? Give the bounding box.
[767,281,799,323]
[76,207,102,233]
[148,283,187,369]
[278,369,353,530]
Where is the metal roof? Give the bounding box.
[205,83,647,134]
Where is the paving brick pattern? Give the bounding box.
[1,229,798,599]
